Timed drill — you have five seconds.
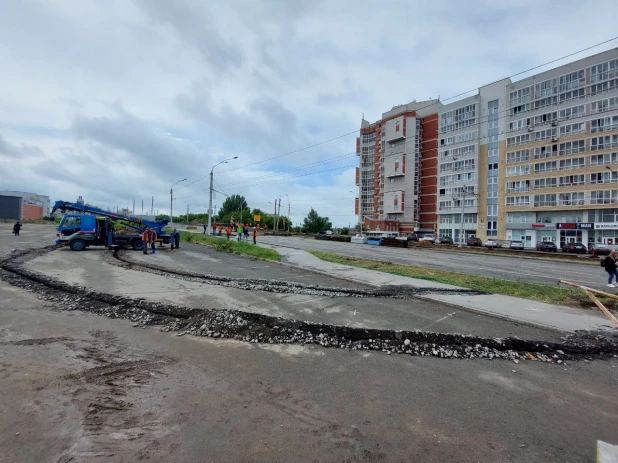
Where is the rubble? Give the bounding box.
[1,246,618,363]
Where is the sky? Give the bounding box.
[1,0,618,227]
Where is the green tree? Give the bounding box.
[302,208,332,234]
[218,194,249,218]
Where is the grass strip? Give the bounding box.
[307,250,616,310]
[178,231,280,262]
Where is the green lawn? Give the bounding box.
[308,250,614,310]
[178,231,280,261]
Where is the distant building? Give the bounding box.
[0,191,51,220]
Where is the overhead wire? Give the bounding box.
[116,37,618,207]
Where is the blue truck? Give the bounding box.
[51,200,170,251]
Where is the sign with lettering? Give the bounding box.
[556,223,577,229]
[594,223,618,230]
[577,223,594,229]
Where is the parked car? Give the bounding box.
[561,242,587,254]
[536,241,557,252]
[509,240,524,250]
[485,239,502,248]
[325,230,333,235]
[467,237,482,246]
[407,233,419,242]
[419,234,436,243]
[380,231,399,239]
[438,236,453,245]
[589,243,614,256]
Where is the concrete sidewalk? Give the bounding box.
[264,245,616,333]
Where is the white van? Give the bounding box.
[380,232,399,239]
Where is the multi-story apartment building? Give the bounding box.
[501,48,618,248]
[356,47,618,248]
[355,100,441,234]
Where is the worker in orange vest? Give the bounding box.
[225,225,232,240]
[141,228,150,255]
[149,229,158,254]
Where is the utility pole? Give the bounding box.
[132,200,135,215]
[141,200,143,215]
[170,178,187,226]
[207,157,237,234]
[288,200,291,231]
[278,198,282,231]
[274,199,278,231]
[187,204,189,223]
[151,196,154,216]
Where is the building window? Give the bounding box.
[507,149,531,164]
[505,196,531,206]
[590,135,618,151]
[591,190,618,205]
[534,194,557,207]
[591,116,618,134]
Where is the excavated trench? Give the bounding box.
[1,246,617,363]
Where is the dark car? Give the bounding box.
[407,233,419,242]
[467,237,482,246]
[438,236,453,245]
[590,243,612,256]
[536,241,557,252]
[509,240,524,250]
[561,242,587,254]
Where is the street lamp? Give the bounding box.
[207,157,238,234]
[285,194,290,231]
[350,190,362,234]
[170,178,187,225]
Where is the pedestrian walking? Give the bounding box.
[170,228,180,250]
[253,227,258,245]
[243,225,249,241]
[225,226,232,240]
[149,229,158,254]
[141,228,150,255]
[602,250,618,287]
[203,224,207,234]
[237,225,243,241]
[12,221,22,236]
[218,226,223,236]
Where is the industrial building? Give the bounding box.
[0,191,51,220]
[356,47,618,248]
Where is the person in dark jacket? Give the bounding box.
[13,222,22,236]
[603,250,618,287]
[170,229,179,250]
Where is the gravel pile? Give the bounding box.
[111,249,485,298]
[2,247,617,363]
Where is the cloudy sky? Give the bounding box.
[1,0,617,226]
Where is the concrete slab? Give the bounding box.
[598,441,618,462]
[268,246,616,333]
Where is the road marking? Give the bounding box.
[421,311,457,331]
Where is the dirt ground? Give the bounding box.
[1,225,617,463]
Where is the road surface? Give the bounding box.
[259,235,606,289]
[1,224,617,462]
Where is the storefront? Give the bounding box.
[590,223,618,245]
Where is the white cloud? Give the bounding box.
[1,0,618,226]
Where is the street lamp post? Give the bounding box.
[207,157,238,235]
[170,178,187,225]
[350,190,362,234]
[285,194,290,231]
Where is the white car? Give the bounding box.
[419,234,436,243]
[325,230,333,235]
[485,239,502,248]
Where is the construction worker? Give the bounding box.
[237,224,243,241]
[149,228,158,254]
[253,226,258,245]
[170,228,180,250]
[141,228,150,255]
[225,225,232,240]
[12,221,22,236]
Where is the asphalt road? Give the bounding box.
[2,225,618,462]
[259,235,607,289]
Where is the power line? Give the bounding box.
[215,36,618,175]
